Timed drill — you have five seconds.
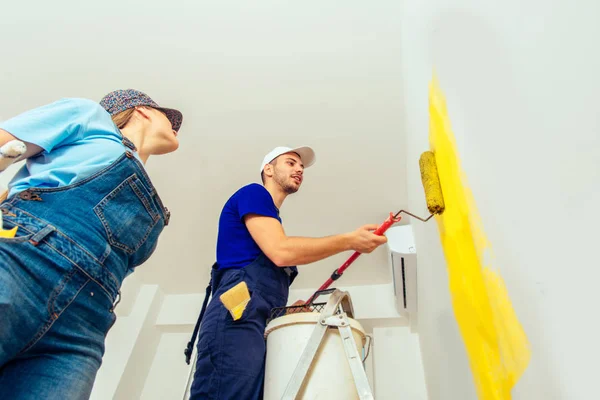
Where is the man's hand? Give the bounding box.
[287,299,311,314]
[347,224,388,254]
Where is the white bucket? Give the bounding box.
[263,312,367,399]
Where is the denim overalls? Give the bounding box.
[0,137,169,399]
[189,254,298,399]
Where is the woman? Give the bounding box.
[0,89,183,399]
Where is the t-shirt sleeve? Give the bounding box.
[236,184,280,221]
[0,98,104,153]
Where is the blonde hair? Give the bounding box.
[111,108,136,129]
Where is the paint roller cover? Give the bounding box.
[419,151,445,215]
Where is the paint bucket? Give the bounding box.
[263,312,367,399]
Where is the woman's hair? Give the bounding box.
[111,108,136,129]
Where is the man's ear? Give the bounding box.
[263,163,274,179]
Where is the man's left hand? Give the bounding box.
[289,299,311,313]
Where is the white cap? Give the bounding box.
[260,146,316,173]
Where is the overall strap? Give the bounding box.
[184,270,214,365]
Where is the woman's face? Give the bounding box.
[145,108,179,155]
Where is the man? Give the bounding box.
[189,146,387,399]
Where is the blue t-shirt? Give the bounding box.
[217,183,281,269]
[1,98,140,197]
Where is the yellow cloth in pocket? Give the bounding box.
[220,281,251,321]
[0,226,18,238]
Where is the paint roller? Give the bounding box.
[303,150,445,305]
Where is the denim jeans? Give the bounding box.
[0,139,169,399]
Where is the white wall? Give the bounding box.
[0,161,23,193]
[373,327,428,400]
[91,279,165,400]
[142,332,194,400]
[0,0,406,293]
[400,1,600,399]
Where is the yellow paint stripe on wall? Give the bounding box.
[429,75,530,400]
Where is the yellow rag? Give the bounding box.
[0,226,18,238]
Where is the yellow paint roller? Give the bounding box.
[419,150,445,215]
[383,149,446,223]
[305,155,447,304]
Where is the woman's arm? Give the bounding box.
[0,98,96,163]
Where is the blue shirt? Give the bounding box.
[217,183,281,269]
[1,98,140,197]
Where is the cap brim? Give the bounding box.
[158,107,183,132]
[287,146,316,168]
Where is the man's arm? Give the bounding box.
[244,214,387,267]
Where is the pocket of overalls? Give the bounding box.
[93,174,161,254]
[221,290,271,374]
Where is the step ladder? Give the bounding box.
[281,289,374,400]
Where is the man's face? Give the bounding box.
[272,152,304,194]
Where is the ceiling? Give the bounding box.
[1,1,407,293]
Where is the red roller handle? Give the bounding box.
[304,212,401,305]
